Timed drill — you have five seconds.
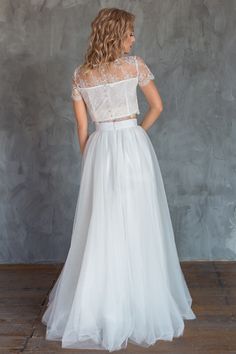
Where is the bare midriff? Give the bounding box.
[99,113,137,123]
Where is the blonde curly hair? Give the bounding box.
[81,8,135,73]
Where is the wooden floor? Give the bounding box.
[0,262,235,353]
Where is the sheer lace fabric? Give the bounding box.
[71,55,155,123]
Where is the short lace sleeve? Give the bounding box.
[135,56,155,87]
[71,66,83,101]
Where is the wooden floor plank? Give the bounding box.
[0,262,236,353]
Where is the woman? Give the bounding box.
[41,7,196,352]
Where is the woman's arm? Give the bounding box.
[72,99,89,155]
[139,80,163,131]
[135,55,163,131]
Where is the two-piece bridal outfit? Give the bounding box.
[41,54,196,352]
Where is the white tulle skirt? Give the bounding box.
[41,118,196,352]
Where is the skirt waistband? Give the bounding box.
[95,118,138,131]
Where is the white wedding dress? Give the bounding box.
[41,55,196,352]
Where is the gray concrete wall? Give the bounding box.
[0,0,235,263]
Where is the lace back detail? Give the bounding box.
[71,55,155,101]
[71,55,155,122]
[73,56,137,89]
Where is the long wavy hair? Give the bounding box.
[81,8,135,73]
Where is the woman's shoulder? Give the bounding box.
[120,55,144,67]
[123,55,148,69]
[133,55,146,65]
[73,64,83,76]
[71,64,84,87]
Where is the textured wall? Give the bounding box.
[0,0,236,263]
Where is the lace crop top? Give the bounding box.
[71,55,155,123]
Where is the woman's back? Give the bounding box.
[71,55,155,123]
